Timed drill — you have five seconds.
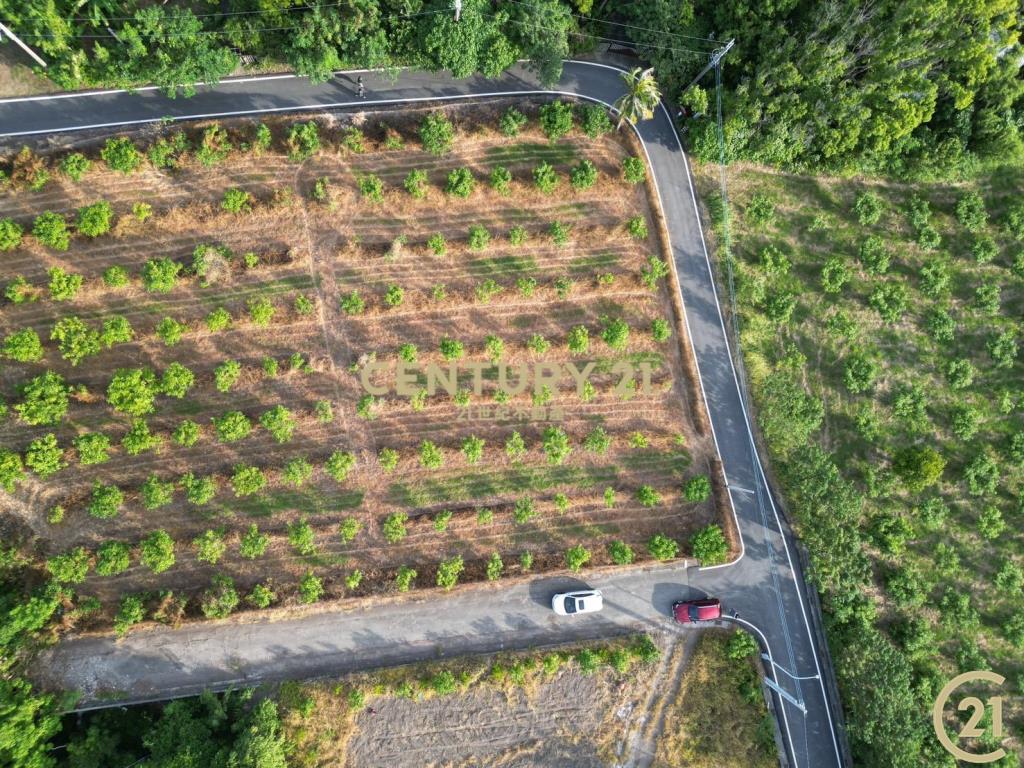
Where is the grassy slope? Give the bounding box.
[694,160,1024,743]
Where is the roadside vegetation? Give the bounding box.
[695,162,1024,765]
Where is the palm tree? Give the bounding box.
[614,67,662,128]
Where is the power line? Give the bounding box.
[503,0,724,45]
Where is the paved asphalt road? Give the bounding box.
[2,61,847,768]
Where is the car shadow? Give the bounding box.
[651,582,708,617]
[527,576,592,607]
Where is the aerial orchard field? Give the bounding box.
[0,101,728,633]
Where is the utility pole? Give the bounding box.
[680,38,734,96]
[453,0,462,22]
[0,22,47,68]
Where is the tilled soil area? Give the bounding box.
[0,101,727,630]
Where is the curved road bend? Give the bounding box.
[2,62,845,767]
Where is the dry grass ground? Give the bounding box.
[0,102,728,631]
[278,630,774,768]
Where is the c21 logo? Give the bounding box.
[932,670,1006,764]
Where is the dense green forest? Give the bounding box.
[3,0,1022,178]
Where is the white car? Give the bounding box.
[551,589,603,616]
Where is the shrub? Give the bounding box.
[396,565,417,592]
[260,405,296,443]
[425,232,447,256]
[432,509,453,532]
[461,435,485,464]
[47,547,90,584]
[509,225,528,246]
[77,201,113,237]
[627,216,648,239]
[868,282,908,323]
[247,296,275,327]
[199,574,239,620]
[193,529,227,565]
[601,317,630,350]
[196,124,231,166]
[140,474,175,510]
[963,452,999,496]
[608,540,635,565]
[533,161,558,193]
[25,433,64,478]
[956,191,987,232]
[213,360,241,393]
[46,268,82,303]
[549,220,571,245]
[513,498,537,524]
[140,530,175,574]
[467,224,490,251]
[222,187,252,213]
[155,316,185,347]
[325,450,356,482]
[173,420,200,447]
[858,236,890,275]
[16,370,69,426]
[114,595,146,636]
[397,169,429,202]
[566,324,589,355]
[287,121,320,161]
[283,457,313,487]
[340,289,367,316]
[95,541,131,576]
[944,358,975,390]
[622,156,646,184]
[640,256,669,289]
[345,570,363,591]
[288,518,317,556]
[651,318,672,342]
[570,159,598,190]
[565,544,591,572]
[142,257,181,293]
[690,524,728,565]
[381,284,404,309]
[843,352,879,394]
[33,213,70,251]
[646,533,678,561]
[358,174,384,202]
[820,259,850,294]
[101,137,141,173]
[60,152,91,181]
[683,475,712,502]
[420,112,455,155]
[541,426,571,465]
[89,482,123,519]
[3,328,44,362]
[0,451,25,493]
[539,101,573,139]
[181,472,217,505]
[0,218,23,250]
[527,334,550,354]
[214,411,252,443]
[98,266,129,289]
[158,362,194,399]
[240,524,270,559]
[231,464,267,496]
[987,330,1018,368]
[437,335,465,361]
[121,419,160,455]
[636,485,661,507]
[314,400,334,423]
[147,131,189,169]
[978,505,1005,540]
[50,316,99,365]
[100,315,134,348]
[853,191,883,225]
[377,510,408,543]
[445,167,475,198]
[499,106,527,136]
[974,281,1000,314]
[505,431,526,461]
[486,552,504,580]
[925,308,955,343]
[296,571,323,604]
[579,104,612,137]
[436,555,465,590]
[971,235,998,264]
[4,275,37,304]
